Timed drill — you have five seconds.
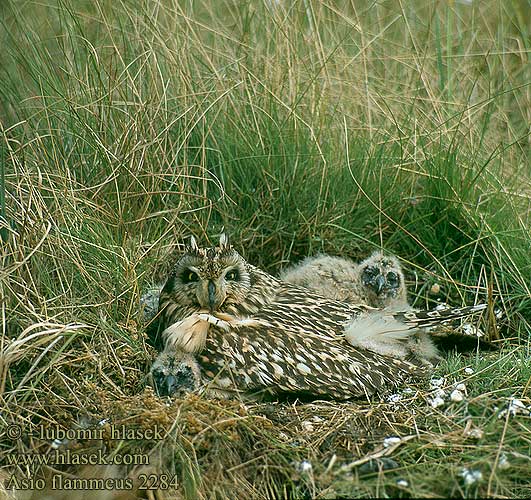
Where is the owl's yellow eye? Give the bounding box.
[225,269,240,281]
[182,270,199,283]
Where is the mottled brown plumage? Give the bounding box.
[151,235,485,400]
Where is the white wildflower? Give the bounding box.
[450,389,464,402]
[432,388,446,399]
[386,393,402,404]
[461,468,483,486]
[430,377,445,388]
[429,396,445,408]
[497,453,510,470]
[464,427,483,440]
[302,421,314,432]
[294,460,313,473]
[383,436,401,447]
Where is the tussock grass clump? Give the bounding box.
[1,0,530,497]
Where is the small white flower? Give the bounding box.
[455,383,466,392]
[430,377,445,388]
[51,438,63,450]
[433,388,446,399]
[386,393,402,403]
[396,479,409,488]
[294,460,313,473]
[498,453,510,470]
[461,468,483,486]
[383,436,401,447]
[450,389,464,402]
[464,427,484,439]
[302,421,314,432]
[499,398,528,418]
[429,396,445,408]
[464,367,474,375]
[509,399,527,412]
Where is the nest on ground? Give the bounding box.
[1,318,434,499]
[1,314,524,499]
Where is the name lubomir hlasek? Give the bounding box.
[37,425,165,441]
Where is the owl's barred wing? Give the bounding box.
[238,280,369,341]
[394,304,487,329]
[196,324,426,400]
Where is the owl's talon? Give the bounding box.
[197,313,231,331]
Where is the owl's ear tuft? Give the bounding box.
[187,235,199,253]
[219,232,230,250]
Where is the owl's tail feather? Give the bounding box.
[393,304,487,330]
[345,304,487,345]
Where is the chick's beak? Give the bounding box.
[374,275,386,295]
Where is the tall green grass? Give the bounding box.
[1,0,529,330]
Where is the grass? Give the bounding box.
[0,0,530,497]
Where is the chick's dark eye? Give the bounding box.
[362,267,379,279]
[225,269,240,281]
[181,270,199,283]
[387,271,399,286]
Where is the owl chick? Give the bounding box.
[279,252,407,308]
[150,234,485,400]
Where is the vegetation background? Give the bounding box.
[0,0,530,498]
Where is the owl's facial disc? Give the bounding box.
[361,265,400,298]
[195,263,248,312]
[167,242,251,313]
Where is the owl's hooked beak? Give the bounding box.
[208,280,217,312]
[374,275,386,295]
[196,279,226,312]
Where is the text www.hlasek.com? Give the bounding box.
[7,449,149,466]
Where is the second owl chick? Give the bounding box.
[279,252,407,308]
[280,252,441,367]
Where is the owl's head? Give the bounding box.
[162,233,252,312]
[359,252,406,306]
